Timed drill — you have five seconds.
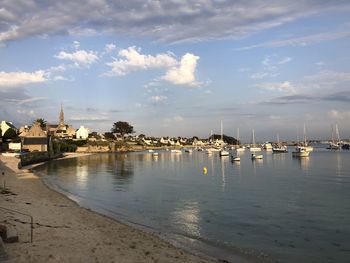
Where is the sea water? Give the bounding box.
[36,148,350,263]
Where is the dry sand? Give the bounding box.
[0,154,213,263]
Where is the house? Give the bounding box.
[20,122,49,152]
[47,105,76,139]
[1,120,17,139]
[76,126,89,140]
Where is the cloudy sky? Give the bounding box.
[1,0,350,141]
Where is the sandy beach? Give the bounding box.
[0,154,213,263]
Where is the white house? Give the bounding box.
[1,120,17,137]
[76,126,90,140]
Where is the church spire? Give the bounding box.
[59,103,64,126]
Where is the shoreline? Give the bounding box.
[0,154,215,263]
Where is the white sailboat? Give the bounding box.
[327,124,340,150]
[250,129,261,152]
[272,133,288,153]
[302,123,313,152]
[292,146,310,157]
[219,120,229,157]
[235,128,245,152]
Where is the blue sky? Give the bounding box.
[1,0,350,142]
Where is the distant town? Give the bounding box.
[1,105,349,160]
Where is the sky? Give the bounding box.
[1,0,350,142]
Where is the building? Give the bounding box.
[20,122,49,152]
[1,120,17,138]
[76,126,90,140]
[47,105,76,139]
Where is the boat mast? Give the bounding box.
[331,124,334,145]
[221,120,223,142]
[303,123,307,146]
[252,129,255,146]
[237,128,240,146]
[335,124,340,144]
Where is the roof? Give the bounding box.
[23,137,49,145]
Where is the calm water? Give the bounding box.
[35,148,350,263]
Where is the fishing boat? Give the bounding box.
[272,134,288,153]
[152,152,159,156]
[292,146,310,157]
[148,149,155,153]
[184,148,193,153]
[171,149,182,154]
[250,129,261,152]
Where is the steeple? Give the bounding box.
[59,103,64,126]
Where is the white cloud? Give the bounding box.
[315,61,325,67]
[250,55,289,79]
[105,43,116,53]
[258,81,296,93]
[278,57,292,64]
[55,49,99,67]
[173,115,184,122]
[151,95,168,103]
[17,109,35,117]
[327,110,350,119]
[106,46,177,76]
[238,30,350,50]
[162,53,200,87]
[69,116,110,122]
[73,41,80,49]
[305,70,350,84]
[1,1,348,44]
[53,76,68,81]
[0,70,47,88]
[250,72,278,79]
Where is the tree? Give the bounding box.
[103,132,116,140]
[34,118,47,129]
[111,121,135,140]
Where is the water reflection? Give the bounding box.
[335,152,342,177]
[296,157,310,173]
[220,157,228,191]
[172,201,201,238]
[76,163,88,188]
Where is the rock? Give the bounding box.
[4,226,19,243]
[0,225,7,240]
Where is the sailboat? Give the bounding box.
[302,123,313,152]
[292,146,310,157]
[293,124,311,157]
[235,128,245,152]
[327,124,341,150]
[249,129,261,152]
[272,133,288,153]
[219,120,230,157]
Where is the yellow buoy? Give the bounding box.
[203,167,207,174]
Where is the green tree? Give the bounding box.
[34,118,47,129]
[111,121,135,140]
[104,132,116,140]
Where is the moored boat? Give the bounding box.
[272,134,288,153]
[250,129,261,152]
[219,150,229,156]
[251,153,263,160]
[292,146,310,157]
